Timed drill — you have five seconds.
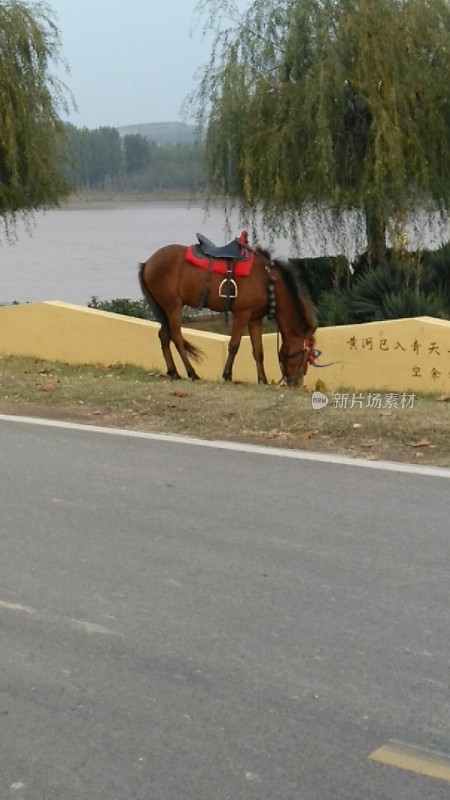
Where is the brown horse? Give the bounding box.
[138,242,317,386]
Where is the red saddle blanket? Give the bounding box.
[184,245,254,277]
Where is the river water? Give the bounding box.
[1,200,448,305]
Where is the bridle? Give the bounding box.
[278,335,317,386]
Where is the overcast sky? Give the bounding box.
[48,0,250,130]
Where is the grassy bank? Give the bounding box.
[1,356,449,467]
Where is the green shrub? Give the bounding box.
[349,244,450,321]
[88,296,155,319]
[349,264,405,321]
[290,255,351,305]
[87,297,211,325]
[316,290,352,326]
[381,288,448,320]
[421,242,450,308]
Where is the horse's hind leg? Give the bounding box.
[165,309,201,381]
[143,290,181,379]
[158,324,181,379]
[170,331,200,381]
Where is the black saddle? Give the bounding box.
[196,233,243,260]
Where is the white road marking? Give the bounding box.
[1,413,450,479]
[0,599,120,637]
[69,618,120,636]
[0,601,35,614]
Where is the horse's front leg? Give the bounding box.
[248,317,267,384]
[222,312,249,382]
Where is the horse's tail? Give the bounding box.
[182,339,203,363]
[139,261,164,323]
[138,261,203,362]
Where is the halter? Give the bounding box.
[277,336,317,386]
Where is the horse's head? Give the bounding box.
[272,260,318,387]
[278,333,317,387]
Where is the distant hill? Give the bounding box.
[117,122,204,146]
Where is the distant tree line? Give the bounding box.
[63,124,207,192]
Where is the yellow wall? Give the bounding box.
[305,317,450,393]
[1,301,450,392]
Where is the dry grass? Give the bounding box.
[1,355,450,467]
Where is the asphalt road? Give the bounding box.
[1,418,449,800]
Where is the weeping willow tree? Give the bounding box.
[0,1,71,235]
[192,0,450,263]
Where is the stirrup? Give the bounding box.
[218,278,237,298]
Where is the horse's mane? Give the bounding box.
[274,258,317,334]
[253,245,316,333]
[255,245,273,261]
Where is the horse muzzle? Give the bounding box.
[278,339,317,387]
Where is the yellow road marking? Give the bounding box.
[369,741,450,783]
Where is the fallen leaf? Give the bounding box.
[299,430,316,441]
[40,384,56,392]
[352,423,362,429]
[171,391,189,398]
[410,439,430,448]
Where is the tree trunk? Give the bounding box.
[365,208,387,267]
